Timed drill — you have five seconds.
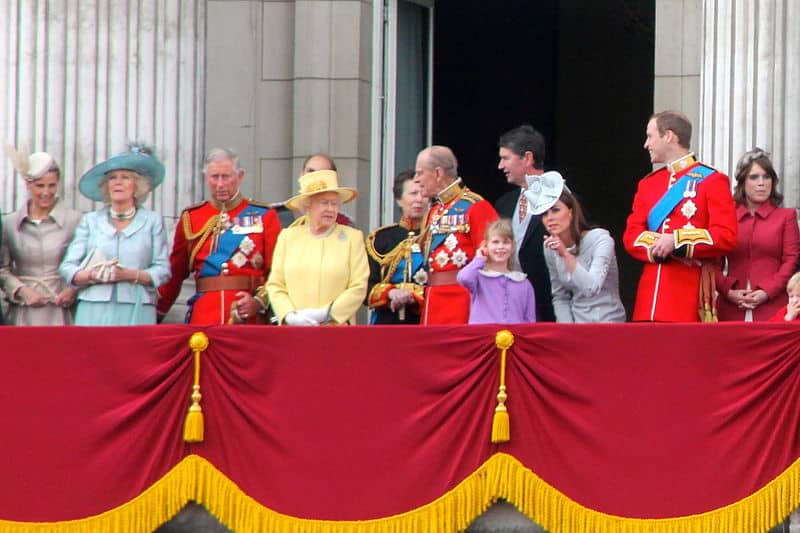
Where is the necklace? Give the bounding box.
[110,206,137,220]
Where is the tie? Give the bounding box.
[518,193,528,222]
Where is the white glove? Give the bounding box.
[283,311,319,326]
[388,289,413,311]
[302,307,330,324]
[91,259,119,283]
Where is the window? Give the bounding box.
[370,0,433,226]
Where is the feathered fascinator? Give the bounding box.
[4,143,57,182]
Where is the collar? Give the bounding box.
[99,206,147,238]
[210,191,244,212]
[738,201,776,220]
[434,178,464,205]
[667,152,696,175]
[479,269,528,281]
[399,215,422,231]
[16,199,68,229]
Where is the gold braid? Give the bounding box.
[182,212,221,270]
[377,231,423,285]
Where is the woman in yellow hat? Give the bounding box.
[265,169,368,325]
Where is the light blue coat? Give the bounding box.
[59,207,170,305]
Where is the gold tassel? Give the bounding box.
[492,330,515,444]
[184,332,209,443]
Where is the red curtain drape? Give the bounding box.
[0,323,797,526]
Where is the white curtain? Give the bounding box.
[0,0,206,219]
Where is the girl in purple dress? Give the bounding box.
[457,219,535,324]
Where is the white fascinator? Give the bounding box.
[523,170,565,215]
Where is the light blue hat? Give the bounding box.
[78,144,165,202]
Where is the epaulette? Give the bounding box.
[365,223,400,261]
[182,200,209,213]
[268,201,289,209]
[368,222,400,237]
[693,162,721,174]
[246,199,273,209]
[461,190,484,204]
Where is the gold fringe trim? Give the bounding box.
[1,453,798,532]
[0,457,200,533]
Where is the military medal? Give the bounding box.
[681,199,698,219]
[231,252,247,268]
[232,212,264,234]
[451,249,468,267]
[238,236,255,255]
[683,179,698,198]
[251,252,264,269]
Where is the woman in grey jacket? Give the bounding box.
[541,188,626,323]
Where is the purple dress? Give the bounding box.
[456,256,536,324]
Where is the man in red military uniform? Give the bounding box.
[623,111,737,322]
[414,145,498,324]
[158,148,281,324]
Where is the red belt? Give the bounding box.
[196,275,264,293]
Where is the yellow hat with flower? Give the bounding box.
[284,170,358,211]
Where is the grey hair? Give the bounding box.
[422,146,458,178]
[99,171,151,206]
[203,147,241,173]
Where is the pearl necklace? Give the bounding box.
[110,207,137,220]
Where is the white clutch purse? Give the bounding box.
[79,248,119,282]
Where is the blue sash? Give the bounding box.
[647,165,714,231]
[199,205,267,277]
[389,252,425,285]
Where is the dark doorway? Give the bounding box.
[433,0,655,315]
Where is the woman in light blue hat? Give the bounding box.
[59,145,170,325]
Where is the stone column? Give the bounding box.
[699,0,800,206]
[291,0,373,224]
[0,0,206,219]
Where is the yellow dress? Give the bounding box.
[266,223,369,324]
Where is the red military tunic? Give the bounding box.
[420,179,498,324]
[623,153,737,322]
[157,195,281,324]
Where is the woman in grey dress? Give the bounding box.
[0,147,82,325]
[536,184,626,323]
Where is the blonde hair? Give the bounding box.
[787,272,800,293]
[483,218,516,270]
